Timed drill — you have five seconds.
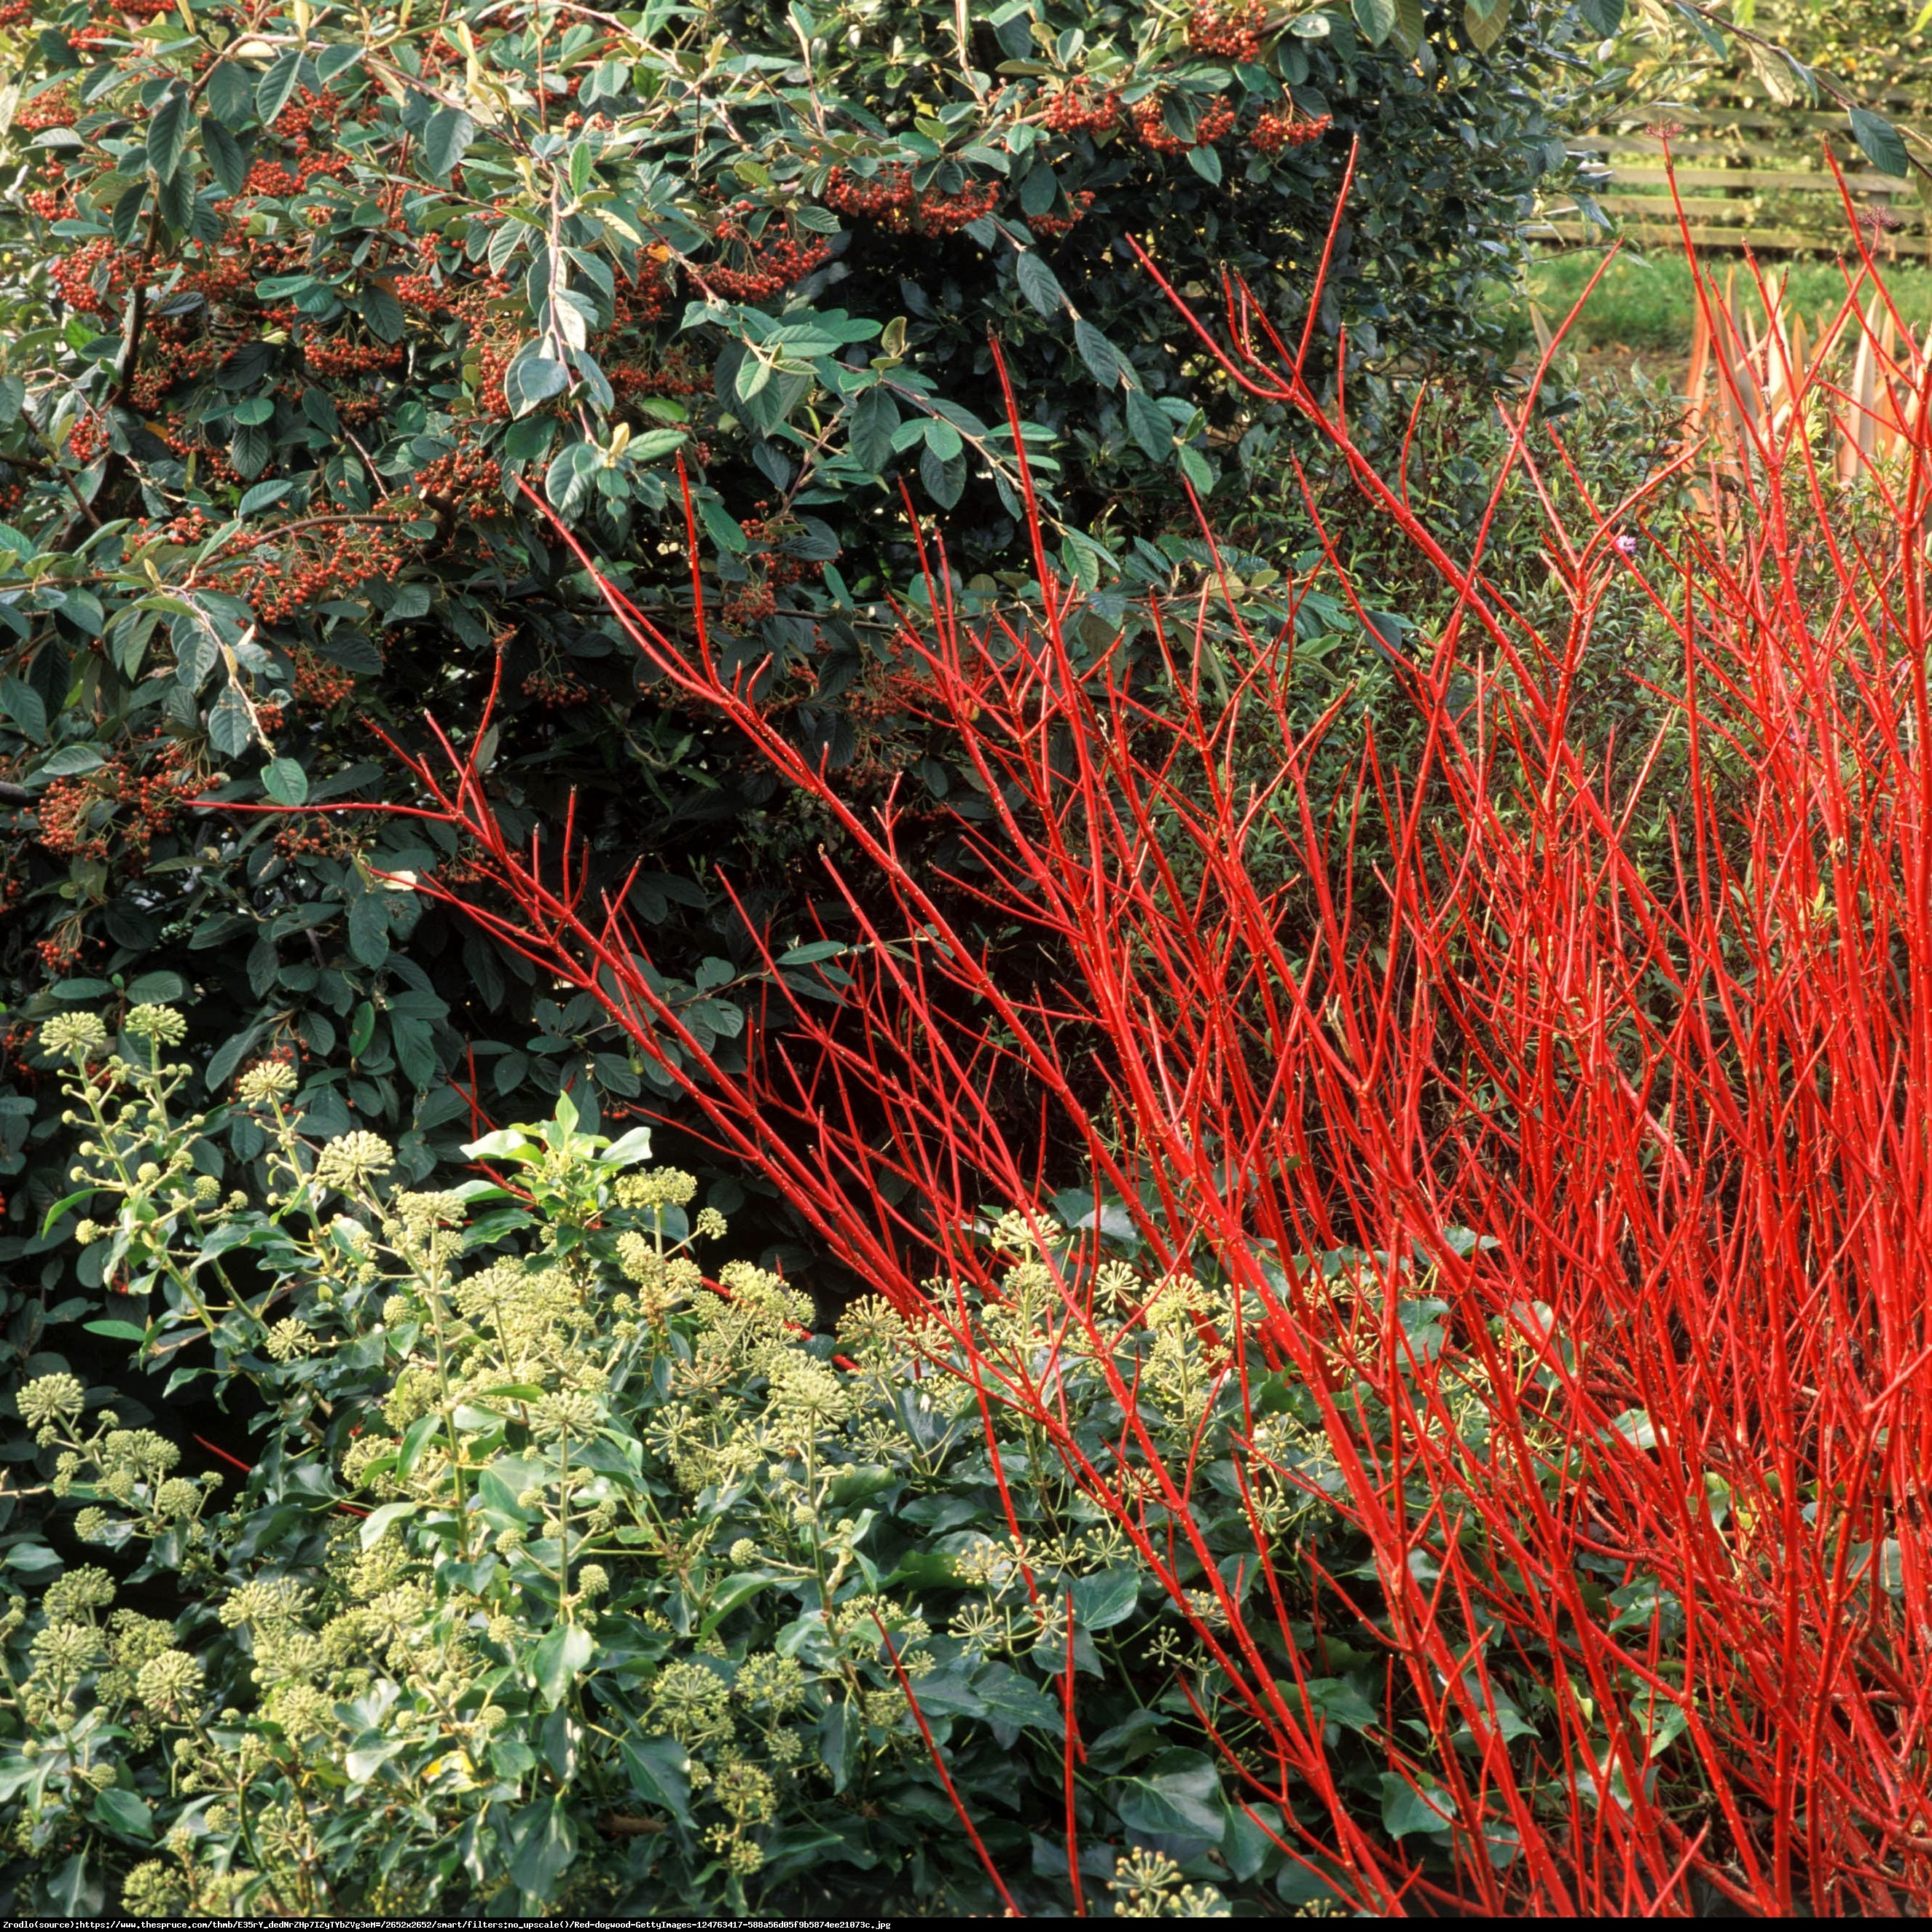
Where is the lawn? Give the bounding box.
[1525,246,1932,356]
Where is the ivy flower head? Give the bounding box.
[647,1660,734,1746]
[30,1619,105,1678]
[836,1293,908,1358]
[533,1388,602,1439]
[396,1189,467,1229]
[44,1565,116,1621]
[124,1004,188,1046]
[616,1166,697,1209]
[989,1206,1059,1255]
[102,1428,181,1479]
[264,1317,319,1362]
[41,1012,108,1062]
[313,1131,396,1192]
[1104,1847,1230,1917]
[122,1862,190,1918]
[236,1060,299,1104]
[19,1371,85,1432]
[134,1649,205,1715]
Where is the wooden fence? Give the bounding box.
[1531,98,1927,256]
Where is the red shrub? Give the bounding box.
[372,161,1932,1913]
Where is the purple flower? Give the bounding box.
[1614,533,1639,558]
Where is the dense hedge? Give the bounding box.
[0,0,1619,1368]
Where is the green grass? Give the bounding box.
[1522,250,1932,354]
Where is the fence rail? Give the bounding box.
[1531,101,1927,256]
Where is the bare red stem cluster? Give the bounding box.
[368,157,1932,1912]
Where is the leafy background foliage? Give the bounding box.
[0,0,1606,1356]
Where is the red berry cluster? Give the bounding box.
[522,667,594,708]
[302,333,407,378]
[610,345,709,401]
[1251,109,1332,154]
[1043,85,1122,134]
[292,647,359,710]
[718,506,828,629]
[1186,1,1268,63]
[1131,93,1235,153]
[48,237,137,317]
[703,207,833,303]
[68,412,109,465]
[240,87,354,198]
[821,168,1000,237]
[720,582,777,629]
[128,336,221,412]
[37,745,194,870]
[25,162,77,222]
[1029,189,1096,240]
[216,519,416,627]
[413,443,502,522]
[607,265,676,330]
[272,819,348,860]
[36,776,109,862]
[426,278,522,417]
[36,932,85,975]
[16,86,77,133]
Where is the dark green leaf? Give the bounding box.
[147,87,191,181]
[503,345,570,418]
[919,441,966,508]
[1126,385,1171,462]
[532,1622,594,1706]
[621,1738,694,1827]
[1354,0,1397,41]
[207,687,256,758]
[93,1786,153,1842]
[361,278,405,343]
[423,106,476,181]
[84,1319,149,1344]
[1115,1748,1225,1852]
[0,675,47,742]
[1075,317,1122,389]
[849,385,900,472]
[1069,1566,1141,1630]
[1016,250,1067,318]
[1464,0,1511,51]
[506,1795,577,1902]
[1381,1772,1453,1837]
[347,892,390,969]
[256,50,303,126]
[1850,107,1910,180]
